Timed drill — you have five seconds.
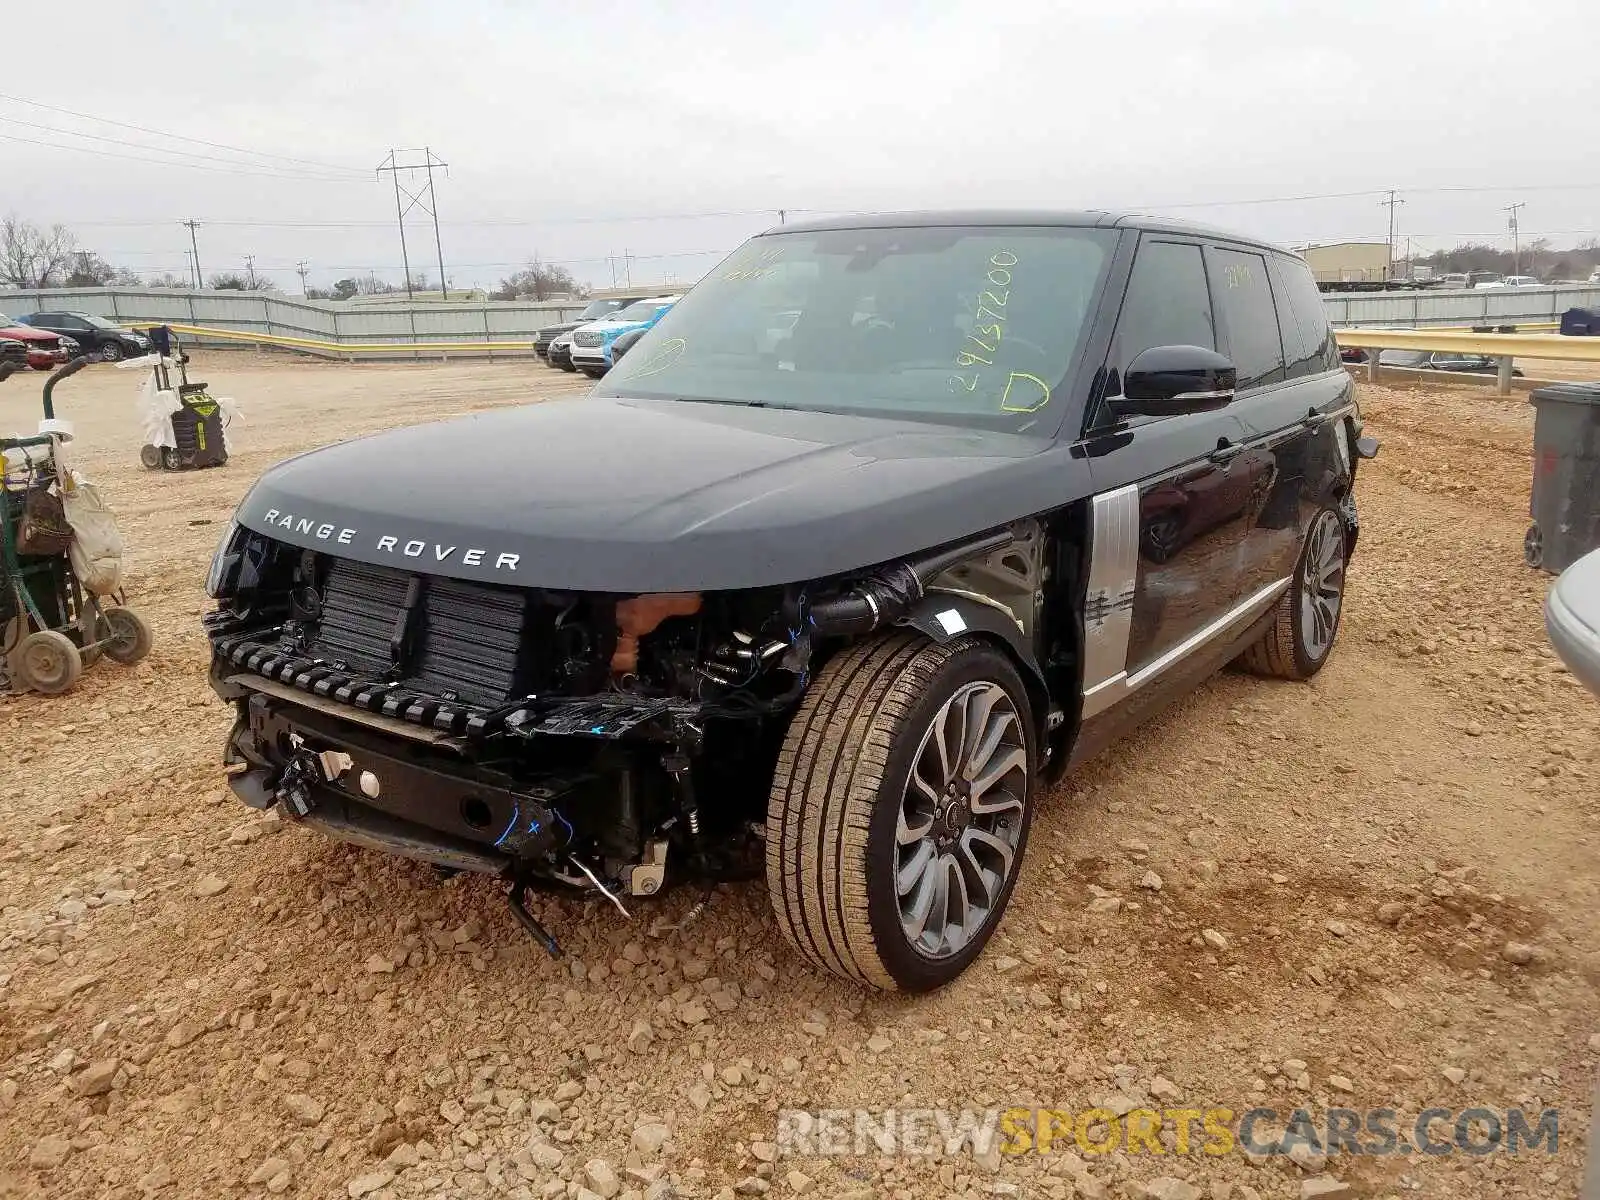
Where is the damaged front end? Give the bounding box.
[203,520,1032,947]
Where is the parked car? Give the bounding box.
[1438,273,1471,289]
[1589,269,1600,285]
[15,311,151,361]
[547,332,578,371]
[608,327,647,365]
[203,210,1375,991]
[1376,348,1523,377]
[0,314,70,371]
[569,297,680,378]
[533,296,653,363]
[1471,272,1506,288]
[0,337,27,379]
[1500,276,1541,288]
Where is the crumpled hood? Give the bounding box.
[235,396,1080,592]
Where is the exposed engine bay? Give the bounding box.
[204,518,1052,950]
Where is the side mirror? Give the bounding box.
[1115,345,1237,418]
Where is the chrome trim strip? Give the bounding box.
[1080,485,1140,703]
[1081,576,1291,720]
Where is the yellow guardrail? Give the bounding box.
[1333,327,1600,392]
[127,321,531,357]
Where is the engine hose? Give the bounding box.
[807,528,1016,637]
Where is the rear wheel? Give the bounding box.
[139,444,162,469]
[14,630,82,695]
[101,606,153,665]
[1240,504,1348,680]
[767,634,1035,991]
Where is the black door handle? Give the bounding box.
[1210,439,1244,465]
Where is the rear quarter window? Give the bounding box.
[1210,247,1286,390]
[1271,256,1340,377]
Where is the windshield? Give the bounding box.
[596,226,1116,432]
[579,300,624,320]
[610,300,665,322]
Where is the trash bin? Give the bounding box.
[1546,548,1600,697]
[1525,383,1600,573]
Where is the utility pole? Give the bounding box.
[182,219,203,288]
[377,148,449,300]
[623,248,633,288]
[1505,202,1526,274]
[778,209,786,225]
[244,255,257,289]
[1379,191,1404,281]
[296,260,311,296]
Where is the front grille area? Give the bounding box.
[573,331,605,348]
[311,559,533,707]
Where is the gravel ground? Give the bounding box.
[1,356,1596,1200]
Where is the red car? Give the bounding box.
[0,313,71,370]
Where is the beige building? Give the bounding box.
[1297,241,1391,284]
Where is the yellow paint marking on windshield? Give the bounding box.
[626,337,686,379]
[999,372,1051,412]
[722,247,785,283]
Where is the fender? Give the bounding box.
[898,592,1046,692]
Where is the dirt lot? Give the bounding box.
[1,356,1596,1200]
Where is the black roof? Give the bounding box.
[764,209,1291,253]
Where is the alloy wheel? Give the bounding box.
[1301,508,1346,658]
[895,681,1028,960]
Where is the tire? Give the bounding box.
[1239,504,1348,680]
[1524,523,1543,569]
[101,341,123,363]
[556,359,577,373]
[139,444,162,470]
[14,630,82,695]
[767,633,1036,991]
[101,606,153,665]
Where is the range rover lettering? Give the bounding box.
[205,211,1376,991]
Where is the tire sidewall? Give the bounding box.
[863,641,1036,991]
[1289,505,1348,677]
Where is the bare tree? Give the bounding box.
[147,272,190,289]
[492,256,582,301]
[0,216,78,288]
[64,251,140,288]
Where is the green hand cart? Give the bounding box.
[2,358,153,695]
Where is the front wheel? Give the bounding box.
[1239,504,1348,680]
[766,634,1035,991]
[101,341,124,362]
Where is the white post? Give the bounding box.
[1497,355,1515,395]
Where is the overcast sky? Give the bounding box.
[3,0,1596,292]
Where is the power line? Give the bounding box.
[0,114,359,181]
[0,132,370,183]
[0,90,369,176]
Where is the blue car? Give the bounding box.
[568,296,679,377]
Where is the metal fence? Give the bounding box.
[0,288,591,348]
[1322,284,1600,328]
[4,283,1600,352]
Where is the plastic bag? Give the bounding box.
[63,482,124,595]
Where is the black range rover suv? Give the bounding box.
[205,211,1376,991]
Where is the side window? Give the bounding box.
[1271,255,1339,377]
[1114,239,1215,373]
[1211,248,1286,390]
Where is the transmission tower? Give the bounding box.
[377,148,449,299]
